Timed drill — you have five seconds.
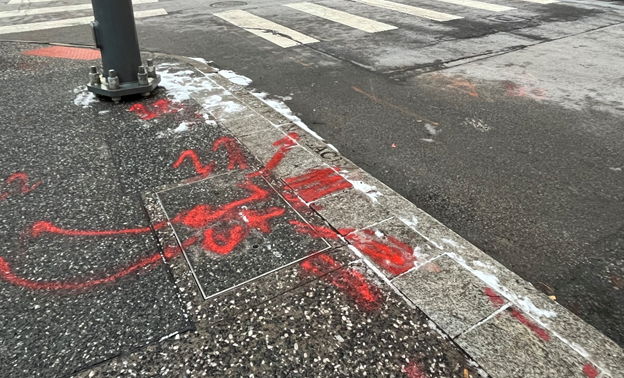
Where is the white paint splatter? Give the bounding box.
[420,138,435,143]
[157,64,222,103]
[218,69,253,87]
[425,123,439,135]
[73,86,98,108]
[252,91,325,140]
[609,167,622,172]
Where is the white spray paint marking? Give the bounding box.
[218,69,253,86]
[73,86,98,108]
[339,170,382,203]
[447,252,557,319]
[252,91,325,140]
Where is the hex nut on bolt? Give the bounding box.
[146,59,157,78]
[89,66,101,86]
[107,69,120,90]
[137,65,148,85]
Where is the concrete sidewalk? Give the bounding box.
[0,41,621,377]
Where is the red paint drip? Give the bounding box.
[347,229,415,275]
[247,132,300,178]
[213,136,249,170]
[0,172,42,201]
[509,308,551,341]
[30,220,167,238]
[482,287,550,341]
[483,287,506,307]
[129,99,183,120]
[582,363,599,378]
[284,167,352,202]
[172,150,215,177]
[403,361,429,378]
[0,238,195,291]
[300,253,383,312]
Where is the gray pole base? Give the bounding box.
[87,75,160,101]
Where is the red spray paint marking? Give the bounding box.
[129,99,183,120]
[483,287,506,307]
[0,172,42,201]
[247,132,300,178]
[348,229,415,275]
[172,150,216,177]
[203,225,247,255]
[300,253,383,311]
[290,221,415,275]
[173,181,270,228]
[582,363,599,378]
[284,167,352,203]
[482,287,550,342]
[0,237,195,291]
[403,361,429,378]
[213,136,249,170]
[30,220,167,238]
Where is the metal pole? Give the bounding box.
[87,0,159,101]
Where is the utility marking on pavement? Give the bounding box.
[214,10,319,48]
[284,2,397,33]
[0,8,167,35]
[0,0,157,18]
[352,0,462,21]
[22,45,101,60]
[432,0,514,12]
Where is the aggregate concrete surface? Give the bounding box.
[0,42,481,377]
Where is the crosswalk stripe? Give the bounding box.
[0,0,157,19]
[8,0,154,4]
[432,0,515,12]
[0,8,167,35]
[214,10,319,48]
[514,0,558,3]
[285,2,397,33]
[352,0,462,22]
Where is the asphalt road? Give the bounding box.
[1,0,623,347]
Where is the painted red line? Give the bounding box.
[213,136,249,170]
[172,150,215,176]
[300,253,383,311]
[284,167,352,202]
[1,172,42,201]
[403,361,429,378]
[483,287,506,307]
[582,363,599,378]
[347,229,415,275]
[0,238,196,291]
[202,225,247,255]
[247,132,300,178]
[173,181,270,229]
[30,220,167,238]
[22,46,101,60]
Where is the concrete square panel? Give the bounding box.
[156,170,331,298]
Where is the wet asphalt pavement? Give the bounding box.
[0,0,623,351]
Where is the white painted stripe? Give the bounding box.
[0,8,167,35]
[8,0,157,4]
[0,0,157,19]
[353,0,462,22]
[285,2,397,33]
[432,0,514,12]
[514,0,558,3]
[214,10,319,48]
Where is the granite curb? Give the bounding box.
[161,54,624,378]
